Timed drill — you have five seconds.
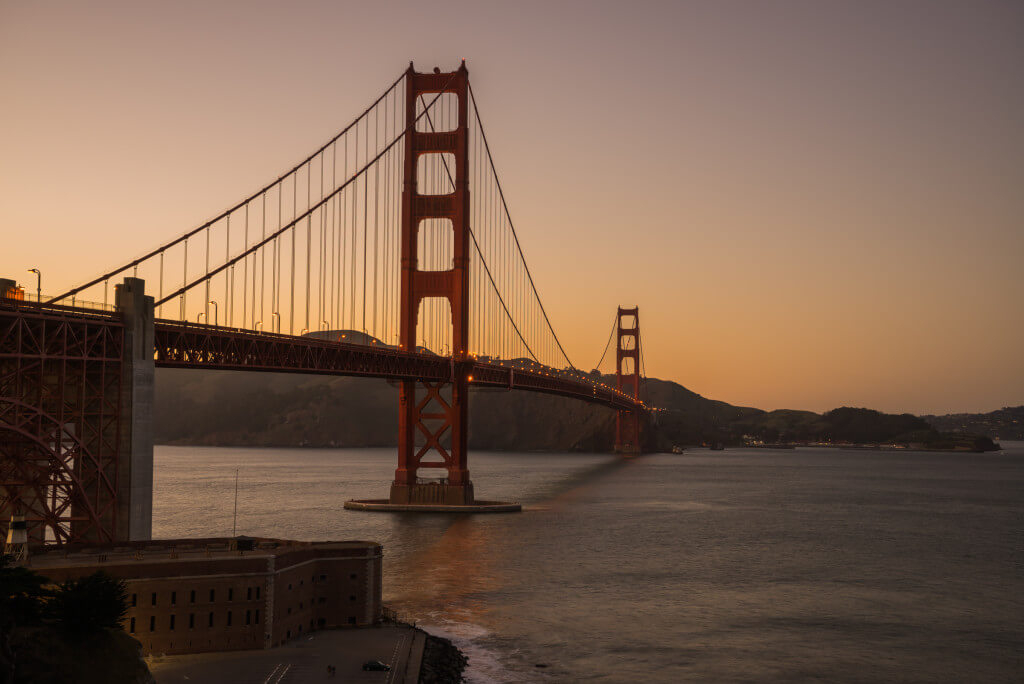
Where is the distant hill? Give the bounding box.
[922,406,1024,441]
[153,369,750,452]
[153,368,998,452]
[729,407,933,444]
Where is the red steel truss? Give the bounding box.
[154,319,638,410]
[615,307,643,454]
[0,301,123,544]
[2,303,642,543]
[391,63,474,505]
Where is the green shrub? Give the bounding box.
[47,572,128,634]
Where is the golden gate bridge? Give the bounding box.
[1,62,648,544]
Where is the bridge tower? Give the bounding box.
[615,306,643,454]
[390,63,474,506]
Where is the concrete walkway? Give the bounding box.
[150,626,424,684]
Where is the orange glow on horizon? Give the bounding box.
[0,3,1021,415]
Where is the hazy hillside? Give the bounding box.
[154,368,996,451]
[921,406,1024,440]
[155,369,628,452]
[154,369,759,452]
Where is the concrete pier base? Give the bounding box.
[115,277,154,542]
[389,481,475,506]
[344,499,521,513]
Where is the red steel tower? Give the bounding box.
[390,63,474,505]
[615,306,642,454]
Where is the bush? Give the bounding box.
[47,572,128,634]
[0,557,50,629]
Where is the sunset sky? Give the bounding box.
[2,1,1021,415]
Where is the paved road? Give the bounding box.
[150,626,424,684]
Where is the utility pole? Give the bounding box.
[232,468,239,537]
[27,268,40,301]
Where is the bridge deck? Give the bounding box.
[1,302,641,413]
[153,319,640,411]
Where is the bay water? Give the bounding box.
[153,443,1024,682]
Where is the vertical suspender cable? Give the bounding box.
[204,226,210,322]
[469,84,576,371]
[317,180,321,330]
[364,113,372,335]
[331,143,337,330]
[242,204,249,328]
[373,104,380,339]
[342,135,349,330]
[382,93,391,344]
[225,215,231,325]
[259,194,265,328]
[351,123,357,331]
[181,238,188,320]
[277,182,283,330]
[290,171,296,334]
[158,252,164,318]
[306,162,312,333]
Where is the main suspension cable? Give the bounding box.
[418,95,540,364]
[593,312,618,372]
[468,83,577,370]
[49,70,408,305]
[155,75,456,308]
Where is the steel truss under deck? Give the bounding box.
[0,302,123,544]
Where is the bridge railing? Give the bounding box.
[151,317,644,412]
[1,292,120,320]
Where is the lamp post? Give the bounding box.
[27,269,40,302]
[271,311,280,333]
[208,300,218,327]
[197,312,206,323]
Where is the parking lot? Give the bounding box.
[150,626,424,684]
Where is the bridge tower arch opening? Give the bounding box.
[615,306,643,455]
[390,63,475,506]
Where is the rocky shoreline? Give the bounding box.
[418,633,469,684]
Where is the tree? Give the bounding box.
[0,557,51,684]
[47,572,128,634]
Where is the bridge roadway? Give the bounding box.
[154,319,640,411]
[1,300,641,413]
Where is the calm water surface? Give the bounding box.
[153,444,1024,683]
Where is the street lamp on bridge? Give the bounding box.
[271,311,280,333]
[27,269,40,302]
[208,300,218,327]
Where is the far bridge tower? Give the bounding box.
[615,306,643,455]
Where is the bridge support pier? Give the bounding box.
[115,278,154,541]
[0,276,154,544]
[390,376,474,506]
